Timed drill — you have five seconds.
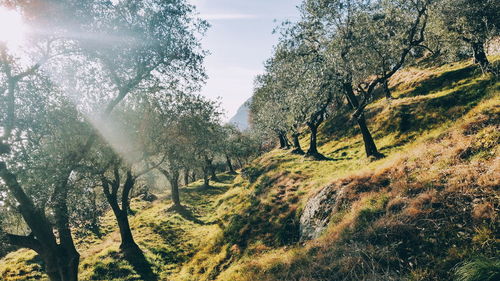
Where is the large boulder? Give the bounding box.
[299,184,347,241]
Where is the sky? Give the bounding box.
[189,0,302,120]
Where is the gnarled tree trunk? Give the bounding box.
[278,133,290,149]
[278,134,286,149]
[102,169,138,250]
[101,169,157,281]
[183,168,190,186]
[205,156,218,181]
[291,132,305,155]
[202,166,210,187]
[226,154,236,174]
[0,161,80,281]
[305,100,329,160]
[306,122,322,158]
[471,41,490,71]
[159,168,181,207]
[343,82,384,159]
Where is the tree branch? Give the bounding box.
[5,233,42,252]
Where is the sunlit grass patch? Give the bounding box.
[0,249,46,281]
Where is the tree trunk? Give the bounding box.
[471,41,490,71]
[191,171,196,182]
[343,82,384,159]
[202,167,210,187]
[226,155,236,174]
[291,133,305,155]
[102,170,139,250]
[115,205,156,281]
[306,123,319,156]
[115,210,137,250]
[236,157,243,169]
[205,156,218,181]
[283,134,291,149]
[278,134,286,149]
[278,133,292,149]
[42,253,79,281]
[159,168,181,206]
[0,162,80,281]
[357,116,383,158]
[383,80,392,99]
[101,169,157,278]
[53,174,80,281]
[183,169,189,186]
[169,171,181,207]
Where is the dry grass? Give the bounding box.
[1,59,499,281]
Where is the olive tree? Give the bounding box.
[252,20,341,160]
[0,0,207,279]
[138,92,200,208]
[251,72,292,149]
[173,94,224,187]
[436,0,499,71]
[304,0,431,158]
[221,124,262,173]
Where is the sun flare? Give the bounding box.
[0,7,27,48]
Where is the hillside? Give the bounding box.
[1,58,499,280]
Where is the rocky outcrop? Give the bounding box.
[299,184,347,241]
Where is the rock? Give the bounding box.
[299,184,347,241]
[138,193,158,202]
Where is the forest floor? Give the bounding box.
[0,58,499,281]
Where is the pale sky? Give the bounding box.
[189,0,302,120]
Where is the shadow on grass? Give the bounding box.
[167,204,207,225]
[399,64,492,99]
[210,173,238,184]
[374,77,495,140]
[304,152,341,162]
[182,185,229,197]
[121,244,158,281]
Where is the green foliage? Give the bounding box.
[437,0,499,44]
[0,0,209,278]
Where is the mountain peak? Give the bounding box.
[228,98,252,131]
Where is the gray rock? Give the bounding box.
[138,192,158,202]
[299,184,347,241]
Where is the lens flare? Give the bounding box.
[0,7,27,48]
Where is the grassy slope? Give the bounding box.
[0,58,499,281]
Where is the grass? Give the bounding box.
[0,58,499,280]
[454,257,500,281]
